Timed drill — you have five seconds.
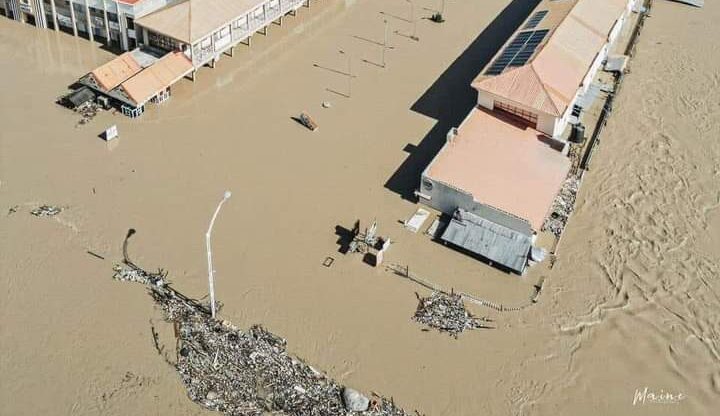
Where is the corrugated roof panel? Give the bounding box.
[441,209,532,274]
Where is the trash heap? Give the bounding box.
[412,291,490,337]
[30,205,62,217]
[112,263,414,416]
[77,102,101,126]
[543,176,581,238]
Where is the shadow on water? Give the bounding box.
[384,0,541,201]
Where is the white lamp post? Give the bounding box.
[206,190,232,318]
[339,49,352,97]
[407,0,418,41]
[382,19,389,67]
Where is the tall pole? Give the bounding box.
[407,0,418,41]
[382,19,388,68]
[339,49,351,97]
[206,191,232,318]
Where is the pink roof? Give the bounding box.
[473,0,629,116]
[426,108,570,230]
[119,52,193,106]
[90,52,142,91]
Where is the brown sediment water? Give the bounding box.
[1,0,719,415]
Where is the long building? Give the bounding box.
[0,0,175,51]
[0,0,309,58]
[59,0,314,117]
[418,0,639,274]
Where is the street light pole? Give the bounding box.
[339,49,352,97]
[407,0,418,41]
[206,190,232,318]
[382,19,388,68]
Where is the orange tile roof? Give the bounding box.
[426,108,570,231]
[473,0,629,116]
[90,52,143,91]
[473,65,563,116]
[119,52,194,106]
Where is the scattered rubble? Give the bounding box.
[543,176,581,238]
[76,102,102,126]
[343,387,370,412]
[30,205,62,217]
[112,234,418,416]
[412,291,491,337]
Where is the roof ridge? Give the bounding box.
[526,63,562,116]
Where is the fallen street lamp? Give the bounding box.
[206,190,232,318]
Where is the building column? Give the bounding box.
[6,0,19,21]
[116,1,127,51]
[102,0,110,44]
[49,0,59,30]
[69,0,78,36]
[33,0,48,28]
[83,0,93,42]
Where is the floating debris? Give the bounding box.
[76,101,102,126]
[112,264,166,286]
[297,112,318,131]
[30,205,62,217]
[112,233,417,416]
[543,176,581,238]
[412,291,491,337]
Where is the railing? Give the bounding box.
[232,27,249,42]
[193,45,214,65]
[281,0,305,13]
[192,0,309,65]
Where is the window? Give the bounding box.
[126,17,134,30]
[233,15,248,29]
[215,26,230,39]
[422,179,433,191]
[148,31,178,51]
[495,101,538,125]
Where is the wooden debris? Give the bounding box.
[542,176,580,238]
[30,205,62,217]
[111,232,418,416]
[298,112,318,131]
[413,291,492,337]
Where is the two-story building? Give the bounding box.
[418,0,638,274]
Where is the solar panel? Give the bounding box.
[484,29,549,75]
[523,10,548,30]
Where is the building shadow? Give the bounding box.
[384,0,541,201]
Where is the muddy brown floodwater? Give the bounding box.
[1,0,719,415]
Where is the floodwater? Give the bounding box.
[1,0,718,415]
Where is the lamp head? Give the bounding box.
[224,191,232,199]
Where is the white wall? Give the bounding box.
[477,91,494,110]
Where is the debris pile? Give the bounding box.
[113,262,415,416]
[413,291,490,337]
[30,205,62,217]
[543,176,581,237]
[76,102,101,126]
[113,264,166,286]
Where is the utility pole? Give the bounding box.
[407,0,419,41]
[382,19,388,67]
[339,49,352,97]
[206,190,232,318]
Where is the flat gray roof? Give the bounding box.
[440,209,532,274]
